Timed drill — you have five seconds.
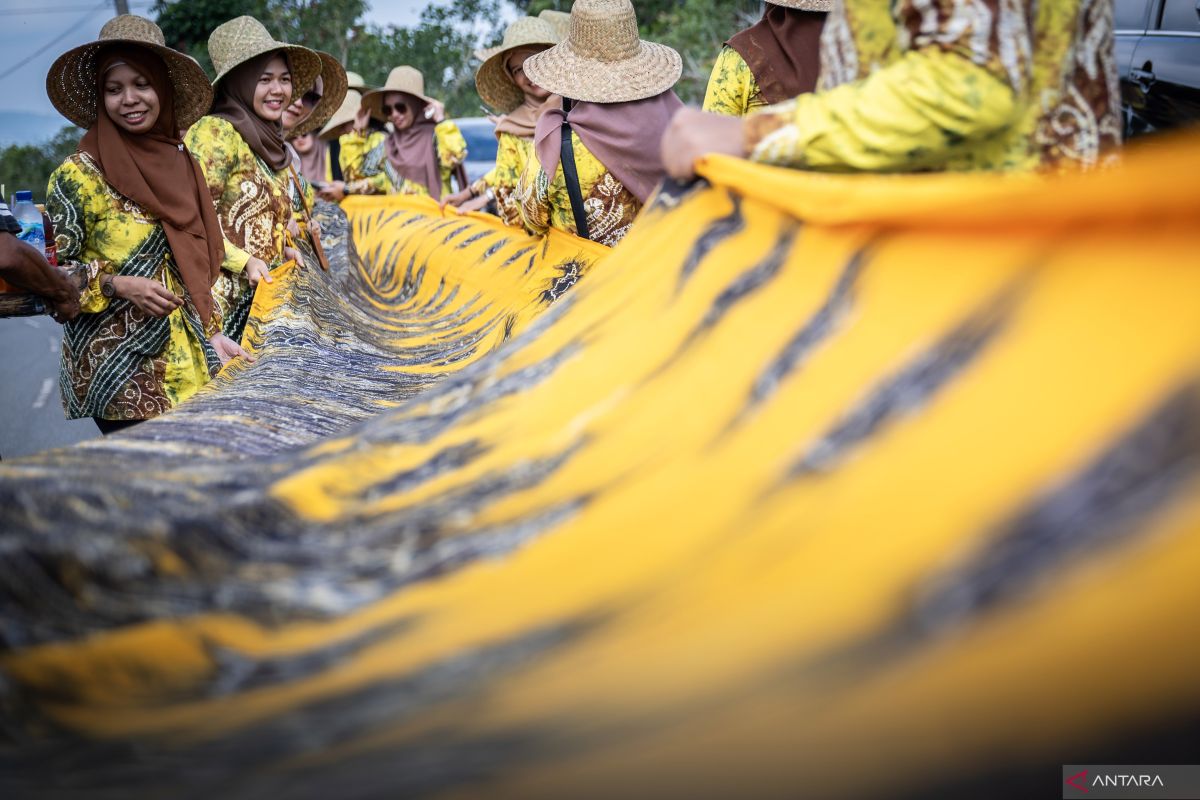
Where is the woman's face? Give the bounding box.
[507,49,550,103]
[282,77,322,133]
[291,132,315,153]
[382,91,418,131]
[253,55,292,122]
[103,63,160,134]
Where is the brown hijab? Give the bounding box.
[79,48,223,326]
[384,93,442,200]
[494,95,560,139]
[534,90,683,204]
[211,50,292,170]
[727,3,826,104]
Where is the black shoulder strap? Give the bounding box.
[560,120,590,241]
[329,138,343,182]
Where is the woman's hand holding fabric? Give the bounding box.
[282,245,305,269]
[245,256,272,286]
[114,275,182,317]
[209,332,256,365]
[660,107,748,180]
[317,181,346,202]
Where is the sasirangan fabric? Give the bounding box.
[745,0,1122,171]
[472,131,536,227]
[46,152,220,420]
[703,46,768,117]
[340,121,468,198]
[186,114,293,339]
[3,135,1200,800]
[516,131,640,247]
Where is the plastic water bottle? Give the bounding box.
[11,191,45,256]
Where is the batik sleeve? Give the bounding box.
[746,0,1033,171]
[702,46,760,117]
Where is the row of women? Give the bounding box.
[45,15,356,433]
[46,0,1119,433]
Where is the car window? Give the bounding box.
[457,119,498,162]
[1116,0,1151,30]
[1158,0,1200,32]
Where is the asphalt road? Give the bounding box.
[0,314,99,460]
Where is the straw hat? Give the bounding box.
[207,16,321,98]
[768,0,833,9]
[317,89,361,140]
[475,17,560,114]
[361,66,435,121]
[523,0,681,104]
[46,15,213,130]
[345,70,367,92]
[289,50,348,138]
[538,10,571,40]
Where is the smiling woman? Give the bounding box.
[43,14,252,433]
[183,16,321,342]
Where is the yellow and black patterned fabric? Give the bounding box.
[1,135,1200,800]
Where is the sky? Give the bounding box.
[0,0,439,140]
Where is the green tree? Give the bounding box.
[154,0,268,75]
[645,0,763,103]
[346,0,507,118]
[0,126,84,203]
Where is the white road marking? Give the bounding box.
[32,378,53,409]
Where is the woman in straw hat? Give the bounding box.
[280,51,346,259]
[703,0,829,117]
[44,14,252,433]
[443,16,560,221]
[342,66,468,200]
[515,0,683,248]
[183,15,321,342]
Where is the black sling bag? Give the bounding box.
[559,99,591,240]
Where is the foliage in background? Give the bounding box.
[0,127,83,202]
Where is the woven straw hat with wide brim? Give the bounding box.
[523,0,681,104]
[317,89,361,140]
[538,10,571,40]
[361,66,436,122]
[768,0,833,10]
[46,14,213,130]
[289,51,348,138]
[475,17,560,114]
[208,16,321,100]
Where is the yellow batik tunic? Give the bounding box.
[703,46,767,117]
[46,152,221,421]
[516,133,640,248]
[340,122,468,197]
[470,131,535,227]
[745,0,1122,172]
[185,115,292,339]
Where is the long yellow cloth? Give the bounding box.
[0,135,1198,799]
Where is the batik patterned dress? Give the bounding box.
[744,0,1122,171]
[515,132,640,248]
[340,121,468,197]
[47,152,221,421]
[185,115,292,339]
[470,131,535,227]
[702,46,767,117]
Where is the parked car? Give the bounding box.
[1115,0,1200,137]
[456,116,498,185]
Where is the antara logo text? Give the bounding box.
[1092,773,1165,788]
[1066,769,1166,791]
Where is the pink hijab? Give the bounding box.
[533,89,683,204]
